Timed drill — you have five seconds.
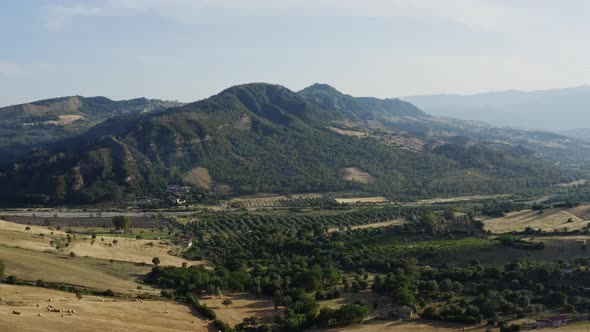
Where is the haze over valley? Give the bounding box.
[3,1,590,332]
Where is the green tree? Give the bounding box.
[222,299,233,308]
[152,257,160,265]
[420,210,439,234]
[112,215,131,232]
[392,286,416,307]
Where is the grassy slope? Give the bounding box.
[0,284,207,332]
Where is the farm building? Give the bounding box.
[390,305,414,319]
[535,315,570,327]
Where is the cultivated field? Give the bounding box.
[230,193,330,208]
[65,236,193,267]
[0,246,152,294]
[320,319,485,332]
[483,208,589,233]
[0,218,193,267]
[1,215,165,228]
[200,294,276,326]
[410,194,510,205]
[335,197,388,204]
[327,220,403,233]
[0,284,207,332]
[452,235,590,265]
[0,220,65,252]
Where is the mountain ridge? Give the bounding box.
[0,83,573,205]
[401,85,590,131]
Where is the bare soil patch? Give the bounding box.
[200,293,276,326]
[335,197,388,204]
[340,167,374,184]
[183,167,212,189]
[327,126,369,138]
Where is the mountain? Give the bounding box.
[0,83,570,205]
[0,95,182,160]
[560,128,590,142]
[401,86,590,131]
[302,84,590,170]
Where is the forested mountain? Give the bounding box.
[401,85,590,131]
[0,83,571,205]
[0,96,182,160]
[301,83,590,169]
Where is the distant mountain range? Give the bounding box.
[0,83,586,205]
[402,85,590,131]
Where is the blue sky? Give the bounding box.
[1,0,590,105]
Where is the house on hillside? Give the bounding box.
[537,315,570,327]
[390,305,414,319]
[166,185,191,196]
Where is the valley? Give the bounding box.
[1,84,590,332]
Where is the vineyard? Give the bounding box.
[368,237,499,264]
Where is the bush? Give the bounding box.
[188,294,216,320]
[213,319,232,332]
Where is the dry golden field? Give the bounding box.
[0,284,208,332]
[483,207,589,233]
[200,293,277,326]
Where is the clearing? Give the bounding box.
[554,179,587,187]
[483,208,589,233]
[43,114,84,125]
[183,167,212,189]
[200,293,276,326]
[0,284,207,332]
[340,167,374,184]
[326,126,369,138]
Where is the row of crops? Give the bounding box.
[183,207,416,262]
[236,196,338,208]
[368,237,499,264]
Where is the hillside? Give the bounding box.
[0,83,569,205]
[401,85,590,131]
[0,96,182,161]
[302,84,590,170]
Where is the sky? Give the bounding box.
[1,0,590,105]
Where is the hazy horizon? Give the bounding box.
[2,0,590,105]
